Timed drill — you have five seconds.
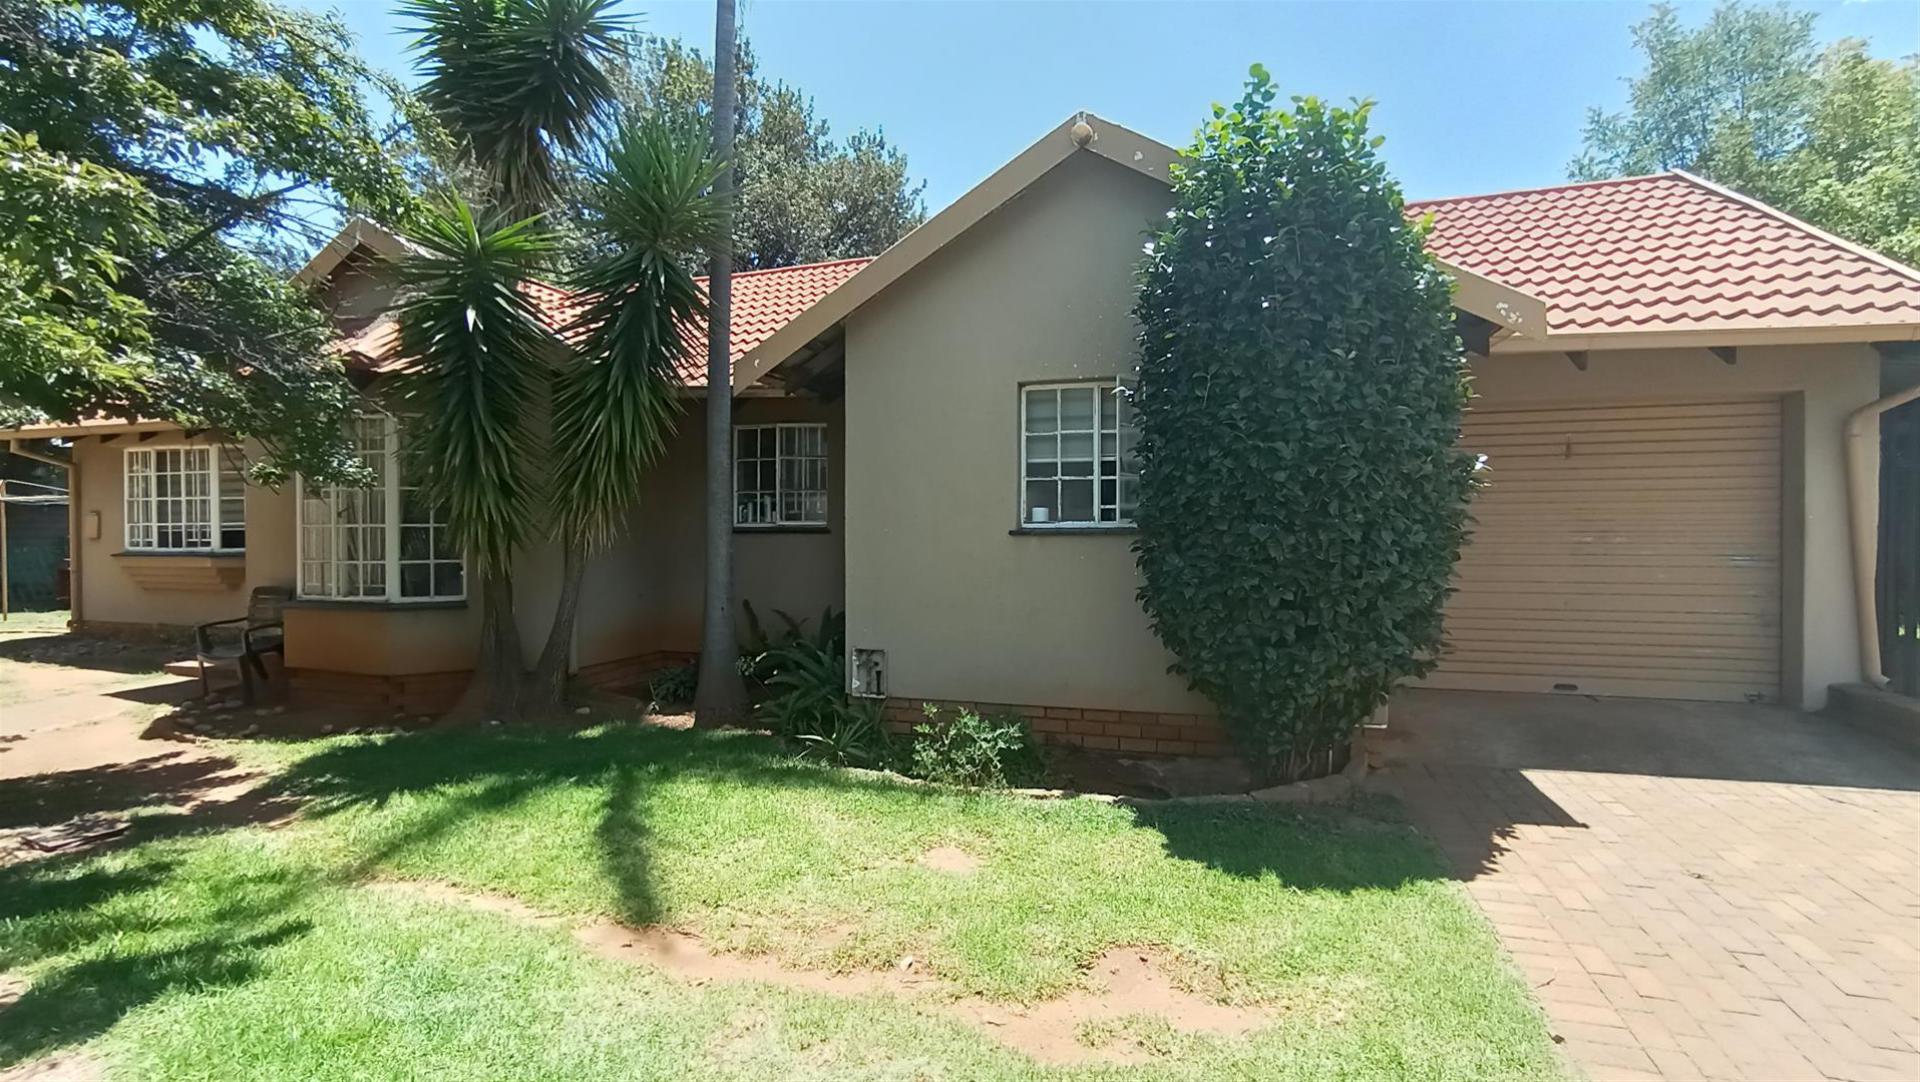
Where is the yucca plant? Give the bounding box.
[388,203,559,719]
[527,116,724,713]
[402,0,627,220]
[395,0,621,718]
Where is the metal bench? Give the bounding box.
[194,586,289,704]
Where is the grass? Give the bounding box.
[0,721,1565,1079]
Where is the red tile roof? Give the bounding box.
[340,172,1920,378]
[341,257,872,386]
[1411,172,1920,337]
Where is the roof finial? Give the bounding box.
[1070,112,1094,148]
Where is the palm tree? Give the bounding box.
[694,0,750,726]
[404,0,626,220]
[394,0,622,717]
[528,117,724,711]
[388,206,558,720]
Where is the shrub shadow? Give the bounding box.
[1128,796,1453,891]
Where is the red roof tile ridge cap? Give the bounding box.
[693,256,876,285]
[1669,170,1920,286]
[1405,171,1682,210]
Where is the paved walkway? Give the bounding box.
[1380,690,1920,1082]
[0,623,282,863]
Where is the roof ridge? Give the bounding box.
[697,256,877,283]
[1669,170,1920,286]
[1407,172,1682,209]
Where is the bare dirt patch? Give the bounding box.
[371,879,1276,1064]
[917,846,981,874]
[0,1052,105,1082]
[0,972,108,1082]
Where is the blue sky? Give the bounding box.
[320,0,1919,210]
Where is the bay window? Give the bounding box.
[124,447,247,551]
[735,423,828,527]
[1020,382,1138,527]
[297,415,464,602]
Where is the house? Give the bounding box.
[8,115,1918,752]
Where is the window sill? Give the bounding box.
[111,552,246,591]
[283,598,469,612]
[1008,526,1138,536]
[734,525,831,535]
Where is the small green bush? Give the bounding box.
[749,605,892,768]
[788,699,892,768]
[740,601,843,688]
[646,663,697,707]
[907,704,1043,788]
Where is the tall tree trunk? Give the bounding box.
[693,0,749,727]
[529,541,585,717]
[454,570,526,722]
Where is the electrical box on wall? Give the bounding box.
[850,648,886,698]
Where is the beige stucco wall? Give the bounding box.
[70,433,298,629]
[572,395,845,668]
[840,148,1879,715]
[1467,343,1880,710]
[843,152,1209,715]
[64,394,844,679]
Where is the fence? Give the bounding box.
[2,481,69,613]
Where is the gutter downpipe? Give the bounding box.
[1846,383,1920,686]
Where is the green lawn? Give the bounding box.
[0,722,1563,1080]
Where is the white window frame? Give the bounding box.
[1018,380,1138,529]
[123,445,247,552]
[733,422,829,528]
[294,415,466,604]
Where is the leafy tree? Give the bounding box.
[1573,2,1920,264]
[594,33,924,270]
[530,117,723,709]
[1775,41,1920,265]
[0,0,424,482]
[1133,67,1475,783]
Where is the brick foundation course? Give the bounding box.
[884,698,1234,758]
[286,651,692,716]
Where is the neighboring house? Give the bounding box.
[7,115,1918,751]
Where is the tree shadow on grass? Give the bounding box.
[271,721,939,926]
[1127,795,1454,892]
[0,752,253,831]
[0,856,318,1068]
[0,720,947,1067]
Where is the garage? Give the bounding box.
[1429,397,1783,703]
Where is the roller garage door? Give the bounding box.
[1429,398,1783,703]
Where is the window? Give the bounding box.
[735,423,828,527]
[297,415,464,602]
[1020,382,1138,527]
[124,447,247,551]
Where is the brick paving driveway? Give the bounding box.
[1379,690,1920,1082]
